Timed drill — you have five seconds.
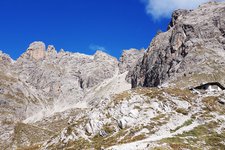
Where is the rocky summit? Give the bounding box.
[0,1,225,150]
[130,1,225,88]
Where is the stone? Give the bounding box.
[218,99,225,105]
[21,41,46,60]
[46,45,57,59]
[119,48,145,74]
[85,119,103,135]
[118,118,127,129]
[99,130,108,137]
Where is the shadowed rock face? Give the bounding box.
[130,1,225,88]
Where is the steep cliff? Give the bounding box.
[130,1,225,88]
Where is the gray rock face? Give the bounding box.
[119,49,145,74]
[130,1,225,88]
[0,51,13,69]
[167,9,191,30]
[20,41,46,60]
[0,42,128,149]
[12,43,120,123]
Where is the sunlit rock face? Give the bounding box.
[20,41,46,60]
[130,1,225,88]
[0,40,133,149]
[119,48,145,74]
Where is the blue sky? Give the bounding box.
[0,0,217,60]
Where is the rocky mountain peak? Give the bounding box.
[20,41,46,60]
[0,51,13,69]
[119,48,145,74]
[130,1,225,88]
[46,45,57,59]
[93,50,117,62]
[168,9,191,30]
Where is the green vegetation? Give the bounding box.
[102,124,115,134]
[65,138,92,150]
[151,114,166,121]
[170,119,193,133]
[14,123,54,149]
[70,126,146,149]
[175,108,189,115]
[113,91,131,104]
[161,121,225,149]
[133,105,141,110]
[91,128,127,149]
[133,87,196,103]
[17,144,42,150]
[120,134,145,144]
[164,88,195,102]
[202,96,225,113]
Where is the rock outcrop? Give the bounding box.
[13,42,121,123]
[119,48,145,74]
[130,1,225,88]
[0,40,133,149]
[20,41,46,60]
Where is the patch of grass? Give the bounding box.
[175,108,189,115]
[65,138,92,150]
[113,91,131,104]
[164,88,195,102]
[151,114,166,121]
[153,146,169,150]
[91,128,127,149]
[17,144,42,150]
[133,105,141,110]
[120,134,145,144]
[160,121,225,149]
[172,71,225,89]
[169,143,190,150]
[132,87,166,101]
[171,119,193,133]
[66,126,73,135]
[161,137,184,143]
[161,137,186,146]
[160,137,197,150]
[134,87,195,103]
[13,123,54,148]
[102,124,115,135]
[177,122,224,148]
[202,96,225,113]
[90,127,146,149]
[179,124,209,138]
[144,90,164,101]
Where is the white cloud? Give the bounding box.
[89,44,106,51]
[142,0,224,20]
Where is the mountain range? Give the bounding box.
[1,1,225,150]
